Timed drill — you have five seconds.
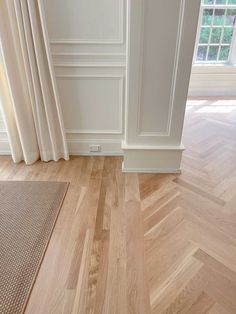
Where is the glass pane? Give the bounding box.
[219,45,230,60]
[207,45,219,60]
[203,0,214,4]
[215,0,227,4]
[213,9,225,25]
[225,9,236,25]
[211,27,222,42]
[202,9,214,25]
[200,27,211,43]
[222,27,233,43]
[196,1,236,63]
[197,46,208,61]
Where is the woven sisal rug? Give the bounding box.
[0,181,68,314]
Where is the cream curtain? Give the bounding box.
[0,0,69,165]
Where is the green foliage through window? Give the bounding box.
[196,0,236,63]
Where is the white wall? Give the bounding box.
[0,0,126,155]
[0,0,201,173]
[44,0,126,155]
[44,0,126,154]
[189,66,236,97]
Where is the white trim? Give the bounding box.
[66,129,122,135]
[136,0,186,137]
[56,75,124,79]
[50,39,123,45]
[193,1,236,64]
[52,52,126,57]
[122,162,181,173]
[53,63,126,68]
[56,75,124,135]
[71,152,123,156]
[122,145,183,173]
[122,141,185,151]
[51,53,126,67]
[122,142,184,173]
[67,138,123,156]
[49,0,125,45]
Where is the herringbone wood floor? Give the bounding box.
[1,99,236,313]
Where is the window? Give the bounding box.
[195,0,236,64]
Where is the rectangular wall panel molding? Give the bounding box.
[44,0,125,44]
[52,53,126,68]
[56,75,124,135]
[137,0,185,137]
[123,0,201,172]
[44,0,127,156]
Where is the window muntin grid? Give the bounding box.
[195,0,236,63]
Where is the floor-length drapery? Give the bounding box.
[0,0,69,164]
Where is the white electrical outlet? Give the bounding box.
[89,145,101,152]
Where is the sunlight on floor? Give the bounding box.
[186,99,236,113]
[187,100,207,106]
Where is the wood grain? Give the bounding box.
[1,99,236,313]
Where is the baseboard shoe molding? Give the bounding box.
[122,162,181,173]
[122,142,184,173]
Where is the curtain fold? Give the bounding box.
[0,0,69,165]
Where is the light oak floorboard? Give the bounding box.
[0,99,236,313]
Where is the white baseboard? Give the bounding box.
[122,162,181,173]
[0,137,184,174]
[0,139,10,155]
[0,138,123,156]
[67,138,123,156]
[122,142,184,173]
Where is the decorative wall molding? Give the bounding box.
[52,52,126,67]
[54,63,125,68]
[122,141,184,173]
[56,75,124,135]
[49,0,125,45]
[56,74,124,79]
[66,129,122,135]
[137,0,186,137]
[124,0,200,171]
[50,39,124,46]
[122,142,185,151]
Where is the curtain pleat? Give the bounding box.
[0,0,69,164]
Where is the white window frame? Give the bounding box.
[193,1,236,65]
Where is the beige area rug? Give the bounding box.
[0,181,69,314]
